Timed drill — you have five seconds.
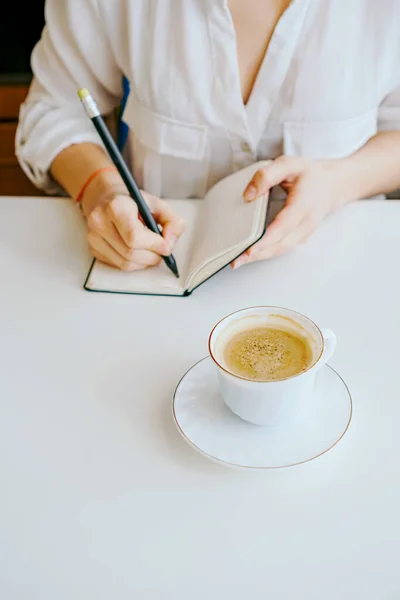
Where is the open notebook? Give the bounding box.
[84,161,271,296]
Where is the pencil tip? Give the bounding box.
[168,258,180,278]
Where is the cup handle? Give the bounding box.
[317,328,337,370]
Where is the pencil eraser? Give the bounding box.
[78,88,90,100]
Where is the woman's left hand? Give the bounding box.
[231,155,351,269]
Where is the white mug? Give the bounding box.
[208,306,337,426]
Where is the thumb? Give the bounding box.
[147,196,186,251]
[243,156,307,202]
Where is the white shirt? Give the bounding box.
[16,0,400,199]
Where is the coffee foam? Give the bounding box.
[223,326,313,381]
[213,313,321,378]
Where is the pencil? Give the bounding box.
[77,88,179,278]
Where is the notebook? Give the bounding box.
[84,161,271,297]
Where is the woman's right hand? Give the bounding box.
[84,191,186,271]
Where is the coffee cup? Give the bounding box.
[208,306,337,426]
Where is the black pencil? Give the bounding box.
[78,88,179,278]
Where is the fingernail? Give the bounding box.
[244,185,257,201]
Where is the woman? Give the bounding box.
[17,0,400,271]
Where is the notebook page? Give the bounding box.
[185,161,269,287]
[187,197,268,292]
[85,199,200,295]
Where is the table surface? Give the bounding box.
[1,196,400,600]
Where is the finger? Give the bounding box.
[92,245,161,271]
[243,156,307,201]
[232,214,312,269]
[90,232,160,271]
[105,195,140,247]
[281,180,296,193]
[261,191,307,246]
[132,222,173,255]
[88,208,132,259]
[91,250,119,268]
[254,215,314,259]
[107,194,177,256]
[127,249,162,267]
[231,238,277,268]
[233,184,307,268]
[147,195,186,249]
[107,200,171,256]
[262,206,302,245]
[88,209,164,263]
[231,231,278,269]
[88,231,136,271]
[233,238,288,268]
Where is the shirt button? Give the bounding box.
[240,142,252,153]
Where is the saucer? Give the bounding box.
[173,357,352,469]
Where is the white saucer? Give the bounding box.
[173,357,352,469]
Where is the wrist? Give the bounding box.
[321,157,362,206]
[80,168,128,217]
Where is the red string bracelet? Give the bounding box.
[76,166,118,203]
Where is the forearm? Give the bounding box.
[334,131,400,201]
[50,143,127,216]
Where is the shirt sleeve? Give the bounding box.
[378,83,400,132]
[16,0,123,194]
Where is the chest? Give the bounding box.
[118,1,394,125]
[109,0,399,199]
[228,0,291,104]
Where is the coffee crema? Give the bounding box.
[223,326,313,381]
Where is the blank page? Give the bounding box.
[85,199,200,296]
[185,161,269,287]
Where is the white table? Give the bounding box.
[1,197,399,600]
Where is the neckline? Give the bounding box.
[214,0,311,148]
[226,0,296,109]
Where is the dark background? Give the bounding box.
[0,3,46,195]
[0,1,45,79]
